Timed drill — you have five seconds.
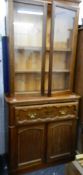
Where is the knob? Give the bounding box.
[30,114,35,119]
[60,111,66,115]
[28,113,37,119]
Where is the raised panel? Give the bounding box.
[18,124,45,167]
[47,120,77,162]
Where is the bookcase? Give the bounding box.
[2,0,80,174]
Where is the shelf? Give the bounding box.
[15,46,42,52]
[52,69,70,73]
[15,71,49,74]
[53,48,72,52]
[46,48,71,52]
[15,71,42,74]
[15,70,70,74]
[15,47,71,52]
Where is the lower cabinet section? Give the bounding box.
[47,120,76,162]
[18,124,45,167]
[16,119,77,168]
[8,101,79,174]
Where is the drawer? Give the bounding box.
[15,102,78,124]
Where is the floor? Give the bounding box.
[0,156,65,175]
[1,155,82,175]
[0,166,65,175]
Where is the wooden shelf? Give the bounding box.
[52,69,70,73]
[15,70,42,74]
[15,46,42,52]
[15,71,49,74]
[15,47,71,52]
[54,48,71,52]
[15,70,70,74]
[46,48,71,52]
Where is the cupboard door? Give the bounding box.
[47,120,77,162]
[17,124,45,167]
[13,1,47,95]
[48,2,79,95]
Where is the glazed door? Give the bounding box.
[13,0,47,95]
[47,119,77,162]
[48,1,79,95]
[17,124,45,167]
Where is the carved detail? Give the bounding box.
[15,104,78,124]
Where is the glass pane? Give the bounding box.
[15,50,42,72]
[52,5,76,92]
[53,52,71,71]
[14,2,44,93]
[52,74,70,91]
[53,6,75,50]
[15,74,41,92]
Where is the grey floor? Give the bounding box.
[0,155,65,175]
[0,165,65,175]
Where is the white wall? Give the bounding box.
[79,0,83,25]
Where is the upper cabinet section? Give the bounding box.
[53,7,75,51]
[13,1,47,94]
[14,3,44,48]
[48,1,79,95]
[5,0,79,96]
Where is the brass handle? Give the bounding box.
[28,113,37,119]
[60,111,66,115]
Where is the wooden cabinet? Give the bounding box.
[2,0,80,174]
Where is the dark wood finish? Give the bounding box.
[48,1,53,96]
[17,124,45,167]
[7,97,79,174]
[8,127,18,170]
[74,27,83,153]
[6,0,15,96]
[41,2,47,95]
[15,102,78,125]
[74,27,83,124]
[5,94,80,105]
[47,119,77,162]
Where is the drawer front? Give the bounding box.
[15,102,78,124]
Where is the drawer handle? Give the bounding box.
[60,111,66,115]
[28,113,36,119]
